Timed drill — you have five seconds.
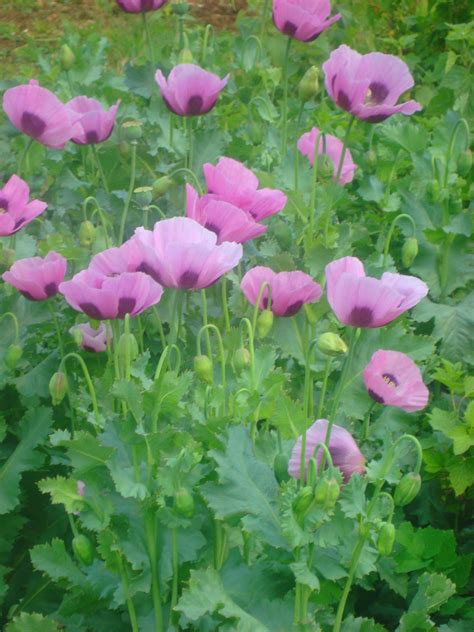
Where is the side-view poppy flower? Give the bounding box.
[155,64,229,117]
[297,127,357,185]
[116,0,167,12]
[0,174,47,236]
[241,266,322,317]
[323,45,422,123]
[325,256,428,328]
[70,323,111,353]
[288,419,365,482]
[363,350,429,412]
[272,0,341,42]
[2,252,67,301]
[3,80,81,149]
[67,97,120,145]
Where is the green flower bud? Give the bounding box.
[317,332,348,356]
[121,120,143,142]
[0,246,15,272]
[273,453,290,484]
[194,355,213,384]
[172,1,189,16]
[179,48,194,64]
[134,186,153,208]
[298,66,319,101]
[71,327,84,347]
[248,123,264,146]
[233,347,250,371]
[118,140,130,157]
[49,372,68,406]
[257,310,273,339]
[426,179,440,203]
[79,220,96,247]
[152,176,174,199]
[118,333,139,364]
[324,477,340,509]
[4,344,22,370]
[458,149,472,177]
[401,237,418,268]
[72,534,94,566]
[377,522,395,556]
[394,472,421,507]
[365,149,377,168]
[174,487,195,518]
[313,477,331,506]
[292,486,314,519]
[60,44,75,71]
[306,457,318,488]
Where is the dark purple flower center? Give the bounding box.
[382,373,398,388]
[20,290,37,301]
[79,302,104,320]
[45,282,58,297]
[83,344,98,353]
[368,389,384,404]
[366,81,389,105]
[364,113,390,124]
[141,0,155,9]
[283,300,303,317]
[0,197,9,212]
[137,261,164,285]
[13,218,25,231]
[282,21,297,37]
[179,269,200,289]
[204,221,220,237]
[85,130,100,144]
[348,306,373,327]
[337,90,352,112]
[186,95,204,116]
[117,297,136,317]
[21,111,46,139]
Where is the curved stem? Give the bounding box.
[201,289,212,358]
[91,144,109,194]
[47,301,65,358]
[393,433,423,474]
[169,167,203,194]
[240,318,256,390]
[118,142,137,243]
[335,115,356,184]
[317,357,332,418]
[361,401,377,442]
[260,0,270,35]
[444,118,470,188]
[280,37,292,158]
[197,323,227,413]
[59,352,101,428]
[0,311,20,343]
[382,213,417,267]
[251,281,271,336]
[201,24,213,64]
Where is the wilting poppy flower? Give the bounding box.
[116,0,167,11]
[297,127,357,185]
[67,97,120,145]
[241,266,322,317]
[133,217,242,290]
[323,45,422,123]
[2,251,67,301]
[272,0,341,42]
[3,80,81,149]
[186,185,267,244]
[155,64,229,117]
[203,157,287,221]
[288,419,365,482]
[60,270,163,319]
[325,257,428,328]
[0,174,47,236]
[363,350,429,412]
[70,322,112,353]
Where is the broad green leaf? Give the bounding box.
[38,476,85,514]
[290,561,320,591]
[339,475,367,519]
[409,572,456,614]
[447,457,474,496]
[30,538,87,588]
[342,616,389,632]
[5,612,61,632]
[55,430,115,473]
[397,611,435,631]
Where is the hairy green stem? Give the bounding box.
[280,37,292,158]
[118,142,137,243]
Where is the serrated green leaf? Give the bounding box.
[339,475,367,518]
[409,572,456,614]
[57,431,115,472]
[397,611,435,631]
[342,616,389,632]
[30,538,87,588]
[38,476,85,514]
[289,561,320,591]
[5,612,61,632]
[447,457,474,496]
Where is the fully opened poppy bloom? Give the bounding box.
[297,127,357,185]
[186,185,267,244]
[203,157,287,221]
[0,175,47,236]
[133,217,242,290]
[241,266,322,317]
[88,240,143,277]
[60,270,163,320]
[272,0,341,42]
[2,252,67,301]
[70,323,111,353]
[323,45,422,123]
[155,64,229,117]
[116,0,167,12]
[288,419,365,482]
[363,350,429,412]
[67,97,120,145]
[325,257,428,328]
[3,80,81,149]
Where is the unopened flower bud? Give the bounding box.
[152,176,174,199]
[179,48,194,64]
[0,246,15,272]
[274,453,290,484]
[292,486,314,520]
[233,347,250,371]
[298,66,319,101]
[79,220,96,247]
[49,371,68,405]
[4,344,22,370]
[72,534,94,566]
[377,522,395,556]
[121,120,142,142]
[118,333,139,364]
[134,186,153,208]
[194,355,213,384]
[317,332,348,356]
[401,237,418,268]
[174,487,195,518]
[458,149,472,177]
[257,310,273,339]
[394,472,421,507]
[60,44,75,71]
[118,140,130,157]
[324,477,340,509]
[426,179,440,203]
[365,149,377,168]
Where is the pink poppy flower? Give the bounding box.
[59,270,163,320]
[116,0,167,12]
[363,350,429,412]
[2,251,67,301]
[272,0,341,42]
[133,217,242,290]
[241,266,322,317]
[88,240,143,277]
[3,80,81,149]
[322,45,422,123]
[0,174,47,236]
[186,184,267,244]
[288,419,365,482]
[155,64,229,117]
[70,323,111,353]
[325,257,428,328]
[67,97,120,145]
[203,157,287,221]
[297,127,357,185]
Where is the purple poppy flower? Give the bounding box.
[70,323,112,353]
[116,0,167,12]
[272,0,341,42]
[67,96,120,145]
[297,127,357,185]
[155,64,229,117]
[325,256,428,328]
[2,251,67,301]
[288,419,365,482]
[186,184,267,244]
[3,80,81,148]
[241,266,322,317]
[88,240,144,277]
[133,217,242,290]
[202,157,287,221]
[363,350,429,412]
[323,45,422,123]
[0,174,47,236]
[59,270,163,320]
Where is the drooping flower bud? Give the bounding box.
[174,487,195,518]
[4,344,22,370]
[292,486,314,521]
[179,48,194,64]
[298,66,319,101]
[79,221,96,247]
[257,310,273,339]
[365,149,377,168]
[394,472,421,506]
[152,176,174,199]
[194,355,213,384]
[317,332,348,356]
[72,534,94,566]
[49,372,68,406]
[118,333,139,364]
[233,347,250,371]
[274,453,290,484]
[60,44,75,71]
[401,237,418,268]
[458,149,472,177]
[377,522,396,556]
